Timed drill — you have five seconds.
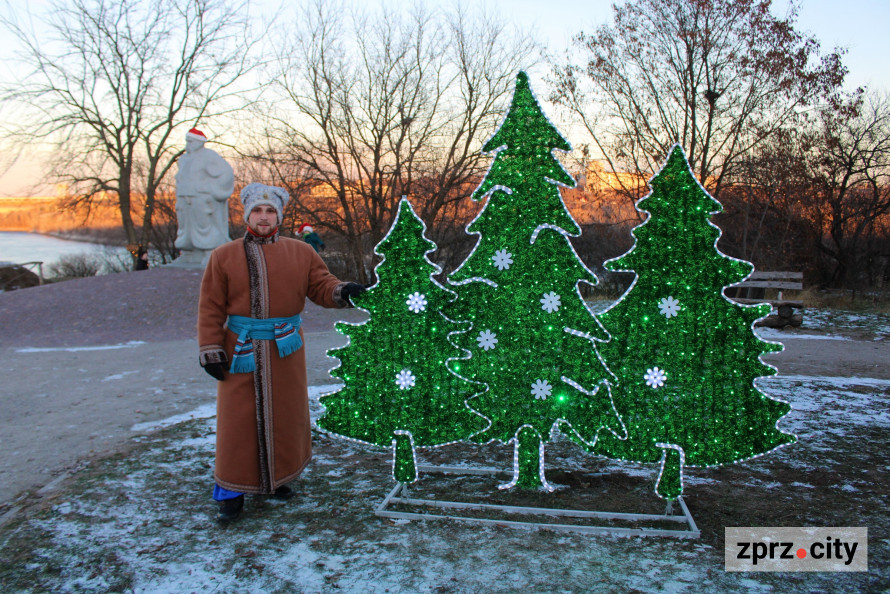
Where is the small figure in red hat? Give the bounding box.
[297,222,325,252]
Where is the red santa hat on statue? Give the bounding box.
[186,127,207,141]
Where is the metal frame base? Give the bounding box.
[375,465,700,539]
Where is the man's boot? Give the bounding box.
[216,495,244,524]
[272,485,295,500]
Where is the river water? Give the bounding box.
[0,231,128,270]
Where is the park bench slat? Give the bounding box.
[731,298,805,308]
[746,272,803,281]
[733,280,803,290]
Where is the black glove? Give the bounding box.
[203,362,226,381]
[342,282,367,304]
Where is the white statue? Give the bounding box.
[174,128,235,252]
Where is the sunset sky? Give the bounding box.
[0,0,887,197]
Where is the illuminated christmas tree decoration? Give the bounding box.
[319,198,485,484]
[593,145,796,499]
[446,71,623,490]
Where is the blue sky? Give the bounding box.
[473,0,889,91]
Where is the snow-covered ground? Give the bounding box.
[2,360,887,593]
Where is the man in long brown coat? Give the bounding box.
[198,182,364,523]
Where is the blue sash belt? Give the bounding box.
[226,314,303,374]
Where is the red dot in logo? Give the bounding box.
[796,548,807,559]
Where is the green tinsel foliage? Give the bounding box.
[319,198,484,450]
[447,72,620,489]
[393,432,418,484]
[594,146,796,499]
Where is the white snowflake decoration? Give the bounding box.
[658,296,681,318]
[644,367,667,388]
[476,329,498,351]
[540,291,561,313]
[395,369,416,390]
[492,249,514,271]
[406,292,427,313]
[531,379,552,400]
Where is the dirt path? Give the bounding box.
[2,269,888,509]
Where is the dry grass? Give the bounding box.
[798,288,890,313]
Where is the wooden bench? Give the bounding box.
[726,271,804,328]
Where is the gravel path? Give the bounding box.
[0,267,361,347]
[0,268,205,347]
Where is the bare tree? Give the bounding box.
[550,0,846,204]
[811,90,890,288]
[245,0,536,282]
[717,127,818,267]
[0,0,258,255]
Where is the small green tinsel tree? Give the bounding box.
[594,145,796,499]
[319,198,483,483]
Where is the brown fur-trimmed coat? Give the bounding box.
[198,233,348,494]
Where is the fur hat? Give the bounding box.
[186,127,207,141]
[240,183,290,223]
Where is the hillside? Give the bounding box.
[0,196,121,233]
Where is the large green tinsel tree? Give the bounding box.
[594,145,796,499]
[447,71,622,490]
[319,198,483,483]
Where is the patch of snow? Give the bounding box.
[16,340,146,353]
[101,370,138,382]
[755,329,851,341]
[738,578,773,591]
[129,384,343,433]
[769,374,890,388]
[130,403,217,433]
[760,374,890,433]
[9,367,886,593]
[176,435,216,448]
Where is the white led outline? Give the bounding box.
[499,425,555,492]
